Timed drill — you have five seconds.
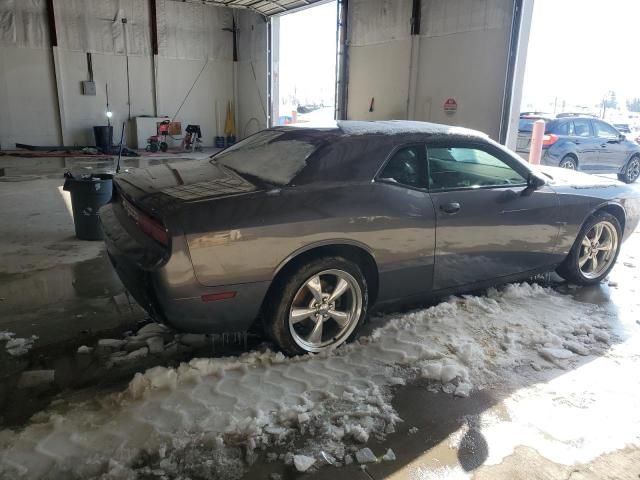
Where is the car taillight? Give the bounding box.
[543,134,559,146]
[121,198,169,246]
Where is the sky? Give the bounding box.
[522,0,640,114]
[278,1,337,109]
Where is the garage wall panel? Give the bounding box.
[236,10,268,138]
[0,0,60,147]
[0,0,49,48]
[156,57,233,145]
[0,46,61,147]
[156,0,232,61]
[346,0,412,120]
[414,0,513,139]
[56,49,155,145]
[349,0,411,46]
[54,0,151,55]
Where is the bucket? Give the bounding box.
[93,126,114,153]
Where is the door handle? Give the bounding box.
[440,202,461,214]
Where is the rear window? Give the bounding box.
[518,118,536,132]
[519,117,560,133]
[212,130,319,185]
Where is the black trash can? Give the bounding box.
[93,126,113,153]
[63,174,113,240]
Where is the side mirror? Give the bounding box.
[526,172,546,191]
[619,133,626,142]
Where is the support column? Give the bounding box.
[46,0,66,145]
[335,0,349,120]
[500,0,534,149]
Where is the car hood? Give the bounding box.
[535,165,621,188]
[114,159,260,215]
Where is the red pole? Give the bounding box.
[529,119,545,165]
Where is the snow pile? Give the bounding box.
[0,283,614,478]
[338,120,485,138]
[0,331,38,356]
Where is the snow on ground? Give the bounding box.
[0,283,615,479]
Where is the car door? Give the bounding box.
[570,119,600,170]
[427,141,561,291]
[375,144,437,299]
[592,120,627,172]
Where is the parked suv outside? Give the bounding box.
[517,116,640,183]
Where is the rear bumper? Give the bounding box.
[100,203,268,333]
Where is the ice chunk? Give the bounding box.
[454,382,472,398]
[355,448,377,464]
[97,339,125,349]
[293,455,316,472]
[4,335,38,356]
[77,345,93,354]
[137,323,169,336]
[538,347,574,363]
[564,341,589,356]
[381,449,396,462]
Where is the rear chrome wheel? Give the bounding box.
[578,221,619,279]
[265,256,369,356]
[559,156,577,169]
[288,269,362,352]
[557,212,622,285]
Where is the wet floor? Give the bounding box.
[0,252,264,426]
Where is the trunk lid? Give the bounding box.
[114,159,260,215]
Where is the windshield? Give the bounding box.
[212,131,318,186]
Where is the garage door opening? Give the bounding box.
[271,2,338,126]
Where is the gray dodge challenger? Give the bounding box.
[101,121,640,355]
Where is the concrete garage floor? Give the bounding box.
[0,173,639,479]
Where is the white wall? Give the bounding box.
[346,0,516,141]
[346,0,412,120]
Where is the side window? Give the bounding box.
[378,146,427,189]
[573,119,591,137]
[428,146,526,191]
[553,122,569,135]
[594,121,619,140]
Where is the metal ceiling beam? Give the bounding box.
[167,0,325,16]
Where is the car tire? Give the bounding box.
[264,256,368,356]
[618,155,640,184]
[556,212,622,286]
[559,155,578,170]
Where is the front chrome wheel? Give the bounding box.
[578,221,619,279]
[288,269,362,352]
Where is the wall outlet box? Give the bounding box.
[81,80,96,95]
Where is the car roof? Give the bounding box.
[275,120,487,140]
